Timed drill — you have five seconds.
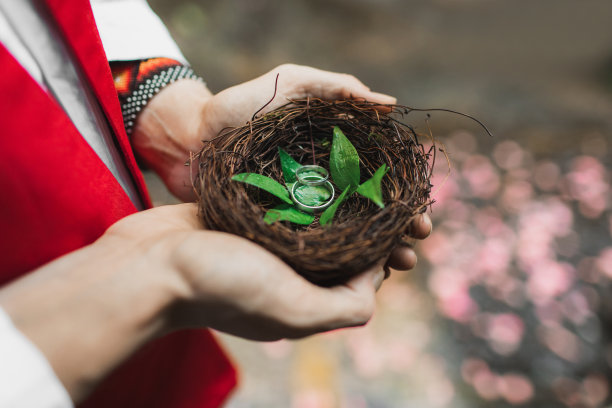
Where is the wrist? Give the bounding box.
[111,59,203,136]
[132,79,212,201]
[0,228,185,402]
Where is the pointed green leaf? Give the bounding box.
[264,204,315,225]
[356,164,389,208]
[278,147,302,184]
[232,173,293,204]
[293,184,332,207]
[320,186,351,226]
[329,126,360,190]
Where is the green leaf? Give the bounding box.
[356,164,389,208]
[293,184,332,207]
[232,173,293,205]
[329,126,360,191]
[264,204,315,225]
[278,147,302,184]
[320,186,351,226]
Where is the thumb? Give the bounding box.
[303,261,385,332]
[347,262,386,292]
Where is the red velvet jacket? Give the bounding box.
[0,1,236,406]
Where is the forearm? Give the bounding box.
[0,230,184,402]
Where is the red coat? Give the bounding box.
[0,1,237,406]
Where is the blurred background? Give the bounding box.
[145,0,612,406]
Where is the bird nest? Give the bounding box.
[194,98,436,286]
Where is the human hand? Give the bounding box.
[108,203,386,341]
[120,205,431,340]
[132,64,396,201]
[131,62,429,275]
[0,201,429,400]
[386,212,432,273]
[0,203,387,400]
[200,63,397,138]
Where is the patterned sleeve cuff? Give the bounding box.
[110,58,203,135]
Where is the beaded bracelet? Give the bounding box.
[111,58,203,135]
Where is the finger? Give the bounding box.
[407,213,432,240]
[386,246,418,271]
[348,261,386,291]
[288,262,386,334]
[280,65,397,105]
[327,75,396,105]
[371,266,386,291]
[383,264,391,280]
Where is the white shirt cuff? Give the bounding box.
[91,0,187,63]
[0,307,73,408]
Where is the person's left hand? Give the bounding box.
[131,63,396,202]
[130,63,429,275]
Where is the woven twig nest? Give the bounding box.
[194,99,435,286]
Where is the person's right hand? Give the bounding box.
[109,204,431,340]
[1,201,431,401]
[0,203,388,401]
[107,203,385,341]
